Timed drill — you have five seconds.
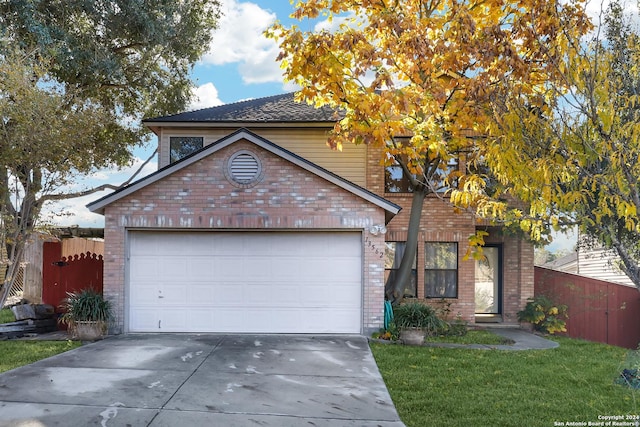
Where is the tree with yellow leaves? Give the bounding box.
[487,0,640,290]
[269,0,591,301]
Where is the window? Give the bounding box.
[170,137,204,163]
[384,157,459,194]
[435,157,459,192]
[384,242,417,298]
[384,162,414,193]
[425,242,458,298]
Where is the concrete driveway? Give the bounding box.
[0,334,404,426]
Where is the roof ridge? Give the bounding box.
[143,92,295,121]
[143,92,343,124]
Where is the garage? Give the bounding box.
[127,231,363,333]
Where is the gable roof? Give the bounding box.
[143,93,344,130]
[87,128,400,222]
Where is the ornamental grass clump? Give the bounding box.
[59,288,112,340]
[393,300,447,336]
[59,288,112,324]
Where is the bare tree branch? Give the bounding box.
[39,147,158,202]
[121,147,157,187]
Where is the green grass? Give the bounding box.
[0,309,81,374]
[426,329,513,345]
[0,308,15,324]
[0,340,81,373]
[371,337,637,427]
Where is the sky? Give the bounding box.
[41,0,620,253]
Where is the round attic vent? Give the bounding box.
[227,150,263,186]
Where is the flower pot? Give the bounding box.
[400,328,425,346]
[71,320,106,341]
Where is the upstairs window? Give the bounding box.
[385,162,415,193]
[384,242,417,298]
[170,136,204,163]
[384,157,459,194]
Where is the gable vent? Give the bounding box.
[228,151,262,185]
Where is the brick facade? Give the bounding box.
[102,139,389,334]
[366,144,534,324]
[97,125,535,334]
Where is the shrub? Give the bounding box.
[393,301,447,336]
[59,288,112,324]
[517,295,568,334]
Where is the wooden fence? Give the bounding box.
[42,241,103,313]
[534,266,640,349]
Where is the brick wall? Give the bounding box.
[366,144,534,324]
[485,232,534,323]
[103,139,388,334]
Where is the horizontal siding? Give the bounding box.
[158,127,366,186]
[551,259,578,274]
[577,248,635,287]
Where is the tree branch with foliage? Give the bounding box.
[269,0,591,302]
[0,0,221,308]
[485,0,640,290]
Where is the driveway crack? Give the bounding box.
[145,335,227,426]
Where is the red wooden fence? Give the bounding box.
[535,266,640,349]
[42,241,104,314]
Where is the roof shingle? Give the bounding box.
[144,92,343,123]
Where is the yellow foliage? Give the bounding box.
[270,0,593,244]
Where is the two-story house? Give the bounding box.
[88,93,534,335]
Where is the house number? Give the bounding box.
[364,236,384,259]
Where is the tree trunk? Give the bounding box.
[0,243,24,308]
[608,232,640,292]
[387,186,428,303]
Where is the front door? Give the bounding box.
[474,246,502,316]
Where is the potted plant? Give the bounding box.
[59,288,112,340]
[393,300,446,345]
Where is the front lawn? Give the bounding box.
[0,308,82,373]
[425,329,513,345]
[0,340,81,373]
[371,337,637,427]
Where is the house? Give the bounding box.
[543,248,636,288]
[87,93,534,335]
[575,247,636,287]
[541,252,578,274]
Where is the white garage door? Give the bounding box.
[128,231,362,333]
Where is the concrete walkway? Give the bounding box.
[424,328,559,351]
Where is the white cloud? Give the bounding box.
[584,0,609,23]
[41,193,107,227]
[190,82,225,110]
[282,80,300,93]
[583,0,640,35]
[41,155,158,227]
[204,0,283,84]
[546,227,578,253]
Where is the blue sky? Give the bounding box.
[190,1,299,106]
